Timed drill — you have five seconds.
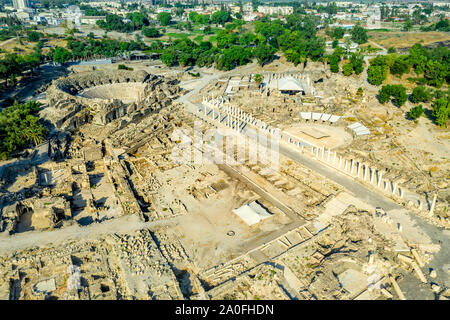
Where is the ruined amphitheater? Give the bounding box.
[41,69,180,131]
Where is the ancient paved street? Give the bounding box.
[178,70,450,290]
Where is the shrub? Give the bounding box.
[368,65,387,85]
[433,97,449,127]
[408,104,424,119]
[330,62,339,73]
[378,84,408,106]
[410,86,431,103]
[342,63,353,76]
[142,27,161,38]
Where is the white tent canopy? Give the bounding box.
[277,76,304,92]
[232,201,273,226]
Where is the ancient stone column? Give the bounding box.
[429,194,437,216]
[333,152,337,165]
[392,181,398,195]
[327,149,331,162]
[356,162,361,178]
[338,156,342,169]
[350,159,354,175]
[363,164,369,181]
[370,168,375,184]
[377,171,383,188]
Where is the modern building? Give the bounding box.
[12,0,30,10]
[81,16,106,25]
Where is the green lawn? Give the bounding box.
[166,32,193,39]
[193,35,204,43]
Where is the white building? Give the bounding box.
[243,13,257,22]
[64,5,83,27]
[12,0,30,10]
[79,1,121,8]
[257,6,293,16]
[14,10,30,22]
[81,16,105,25]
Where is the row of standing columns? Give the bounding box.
[200,98,437,216]
[208,99,312,148]
[309,147,406,199]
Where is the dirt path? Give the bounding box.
[0,214,181,255]
[0,38,16,47]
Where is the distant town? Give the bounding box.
[2,1,450,29]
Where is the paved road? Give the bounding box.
[0,214,181,255]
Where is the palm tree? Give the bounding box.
[254,73,263,87]
[22,116,47,146]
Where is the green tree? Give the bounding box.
[368,65,387,86]
[251,0,260,12]
[253,44,276,66]
[350,53,364,74]
[330,62,339,73]
[378,84,408,106]
[189,12,199,23]
[433,97,449,127]
[402,19,413,32]
[350,24,368,44]
[424,60,447,88]
[342,63,353,76]
[27,31,41,42]
[211,10,231,25]
[254,73,262,86]
[410,86,431,103]
[331,27,345,39]
[216,46,252,70]
[52,46,71,64]
[142,27,161,38]
[161,50,176,66]
[408,104,424,120]
[390,56,410,76]
[0,100,47,159]
[157,12,172,26]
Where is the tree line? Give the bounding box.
[0,46,44,87]
[158,13,333,71]
[368,44,449,128]
[367,43,449,88]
